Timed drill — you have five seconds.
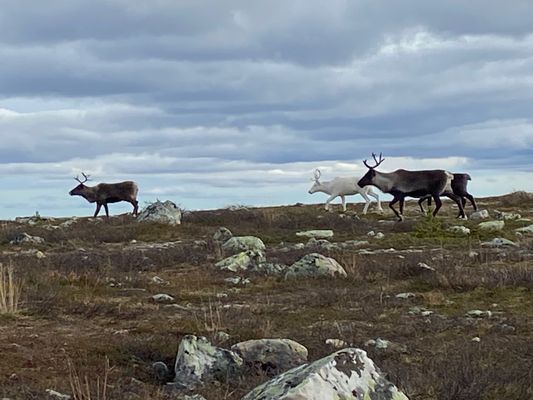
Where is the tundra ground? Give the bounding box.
[0,192,532,399]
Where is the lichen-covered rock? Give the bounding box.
[470,209,490,220]
[214,227,233,244]
[515,224,533,235]
[138,200,182,225]
[447,225,471,235]
[285,253,347,279]
[10,233,45,245]
[296,230,334,239]
[174,335,243,389]
[231,339,308,374]
[480,238,518,248]
[222,236,266,253]
[242,348,409,400]
[495,211,522,220]
[478,220,505,231]
[254,262,288,275]
[215,251,266,272]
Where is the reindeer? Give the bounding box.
[418,173,477,216]
[357,153,466,221]
[308,169,383,214]
[69,173,139,218]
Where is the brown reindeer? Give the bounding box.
[69,173,139,217]
[358,153,466,221]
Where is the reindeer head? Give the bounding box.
[69,173,91,196]
[308,169,323,194]
[358,153,385,187]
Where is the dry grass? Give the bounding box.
[68,357,113,400]
[0,262,21,315]
[0,193,532,399]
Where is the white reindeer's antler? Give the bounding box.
[313,169,321,181]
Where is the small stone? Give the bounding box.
[152,361,171,383]
[466,310,492,318]
[10,233,45,245]
[151,294,175,303]
[478,220,505,232]
[447,225,471,235]
[471,337,481,342]
[367,230,376,237]
[395,292,416,299]
[417,262,436,272]
[325,338,349,349]
[515,224,533,235]
[470,209,490,220]
[45,390,71,400]
[468,251,479,258]
[375,232,385,239]
[296,230,334,239]
[481,238,518,248]
[151,276,166,284]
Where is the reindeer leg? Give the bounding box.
[341,195,347,212]
[360,192,371,215]
[94,203,102,218]
[399,198,405,216]
[389,196,403,221]
[432,195,443,217]
[325,195,336,211]
[368,189,383,213]
[418,196,429,214]
[132,200,139,216]
[447,193,466,219]
[103,203,110,218]
[465,194,477,211]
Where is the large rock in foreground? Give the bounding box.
[231,339,308,374]
[285,253,347,279]
[242,348,409,400]
[174,335,243,389]
[222,236,266,253]
[138,200,182,225]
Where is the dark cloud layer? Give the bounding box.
[0,1,532,217]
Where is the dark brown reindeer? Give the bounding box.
[357,153,466,221]
[69,173,139,218]
[418,173,478,216]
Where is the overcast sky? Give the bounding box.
[0,0,532,218]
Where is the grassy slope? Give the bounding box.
[0,192,532,399]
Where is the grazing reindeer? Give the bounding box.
[357,153,465,221]
[418,173,477,215]
[69,173,139,218]
[308,169,383,214]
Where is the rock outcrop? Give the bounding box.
[285,253,347,279]
[137,200,182,225]
[242,348,409,400]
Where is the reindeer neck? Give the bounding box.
[373,171,394,192]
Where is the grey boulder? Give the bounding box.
[174,335,243,389]
[138,200,182,225]
[222,236,266,253]
[231,339,308,374]
[285,253,347,279]
[242,348,409,400]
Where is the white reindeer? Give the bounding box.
[308,169,383,214]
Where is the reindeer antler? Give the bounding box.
[74,172,91,184]
[313,169,321,181]
[363,152,385,169]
